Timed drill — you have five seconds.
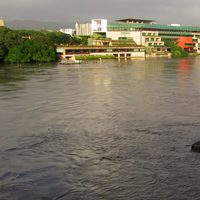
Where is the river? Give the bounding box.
[0,58,200,200]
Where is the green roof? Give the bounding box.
[108,23,200,32]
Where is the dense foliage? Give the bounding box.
[71,36,88,45]
[163,39,189,58]
[0,27,72,63]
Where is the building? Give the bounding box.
[0,17,4,26]
[91,19,107,33]
[75,18,169,56]
[59,28,75,36]
[177,37,195,52]
[74,17,200,55]
[107,18,200,53]
[56,45,145,60]
[107,19,166,47]
[76,19,107,36]
[74,18,200,53]
[116,18,156,24]
[75,22,92,36]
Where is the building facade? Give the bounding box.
[56,45,146,60]
[73,17,200,57]
[75,22,92,36]
[91,19,107,33]
[107,19,200,53]
[76,19,107,36]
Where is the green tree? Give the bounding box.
[0,27,69,64]
[163,39,189,58]
[72,36,88,45]
[5,46,23,64]
[46,31,72,44]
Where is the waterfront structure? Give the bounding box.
[74,18,200,53]
[59,28,75,36]
[75,18,170,56]
[74,17,200,56]
[56,45,145,60]
[0,17,4,26]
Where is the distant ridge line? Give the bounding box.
[5,20,74,30]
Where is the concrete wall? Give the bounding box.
[75,23,92,36]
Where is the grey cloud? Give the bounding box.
[1,0,200,26]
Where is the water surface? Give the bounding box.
[1,58,200,199]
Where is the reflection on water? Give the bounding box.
[0,63,57,83]
[177,58,193,78]
[1,58,200,200]
[0,65,26,83]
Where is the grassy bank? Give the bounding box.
[75,55,115,60]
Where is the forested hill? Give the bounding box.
[0,27,73,64]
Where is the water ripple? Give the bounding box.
[1,59,200,199]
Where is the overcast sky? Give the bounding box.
[1,0,200,26]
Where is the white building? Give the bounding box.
[76,19,108,36]
[75,22,92,36]
[59,28,75,36]
[91,19,107,33]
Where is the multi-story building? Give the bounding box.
[74,17,200,56]
[107,18,200,53]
